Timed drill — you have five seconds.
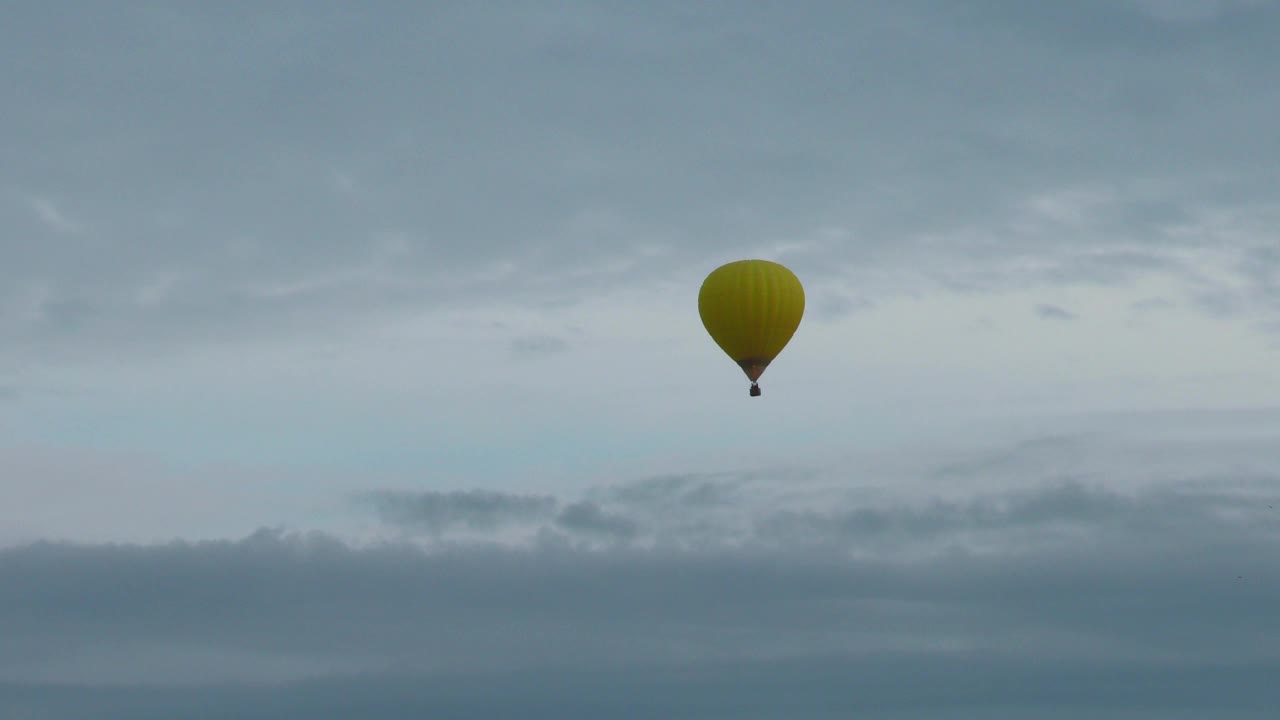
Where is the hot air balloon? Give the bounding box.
[698,259,805,397]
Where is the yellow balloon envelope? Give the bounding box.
[698,259,805,396]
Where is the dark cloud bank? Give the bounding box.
[5,430,1280,718]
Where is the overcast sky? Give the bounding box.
[3,1,1280,717]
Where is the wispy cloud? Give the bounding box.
[330,170,357,194]
[816,292,873,320]
[1127,0,1267,23]
[1035,303,1077,321]
[510,335,570,356]
[1131,297,1175,312]
[363,489,557,534]
[24,196,84,234]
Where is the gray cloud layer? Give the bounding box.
[5,1,1280,363]
[4,431,1280,717]
[5,658,1279,720]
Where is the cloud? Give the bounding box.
[596,473,744,512]
[580,473,763,546]
[554,501,638,540]
[4,2,1280,365]
[23,195,84,234]
[815,292,874,320]
[510,334,570,356]
[363,490,557,534]
[1131,296,1174,312]
[1126,0,1267,23]
[752,479,1272,555]
[351,417,1280,551]
[1035,303,1076,320]
[930,433,1100,481]
[330,170,357,194]
[5,657,1279,719]
[3,478,1279,714]
[36,298,96,332]
[4,419,1280,715]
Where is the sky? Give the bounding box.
[3,0,1280,716]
